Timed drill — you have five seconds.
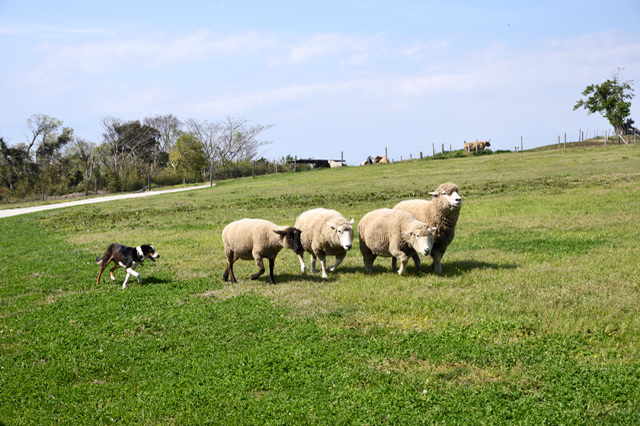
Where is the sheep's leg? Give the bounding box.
[251,257,266,281]
[317,252,328,279]
[267,258,276,284]
[328,253,345,273]
[297,253,306,274]
[395,255,410,276]
[431,251,443,275]
[360,242,375,274]
[411,253,421,269]
[223,252,238,283]
[394,253,421,270]
[391,250,409,276]
[310,256,317,274]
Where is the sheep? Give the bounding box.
[222,218,303,284]
[358,208,436,276]
[464,140,491,152]
[294,208,354,278]
[393,182,462,274]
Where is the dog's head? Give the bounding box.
[140,244,160,262]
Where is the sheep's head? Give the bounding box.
[327,219,355,250]
[404,224,436,256]
[430,182,462,210]
[275,227,304,255]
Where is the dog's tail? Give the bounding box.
[96,256,103,265]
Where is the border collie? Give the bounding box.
[96,243,160,289]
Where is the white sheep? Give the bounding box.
[222,218,303,284]
[357,208,436,276]
[393,182,462,274]
[294,208,354,278]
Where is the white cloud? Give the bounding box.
[403,40,451,56]
[26,30,276,80]
[288,33,379,65]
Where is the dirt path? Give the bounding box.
[0,184,212,219]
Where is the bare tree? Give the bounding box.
[185,116,273,167]
[144,114,182,154]
[100,116,160,180]
[24,114,62,182]
[216,116,274,163]
[69,138,100,194]
[184,118,221,184]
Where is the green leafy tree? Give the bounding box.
[170,132,208,182]
[574,71,635,135]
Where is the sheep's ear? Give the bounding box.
[327,222,336,230]
[429,191,438,197]
[273,229,287,236]
[431,226,438,232]
[348,218,355,225]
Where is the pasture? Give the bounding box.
[2,144,640,424]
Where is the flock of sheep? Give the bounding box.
[222,182,463,284]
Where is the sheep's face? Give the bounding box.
[327,219,354,251]
[430,183,462,210]
[406,225,436,256]
[276,227,304,255]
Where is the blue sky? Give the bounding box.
[1,1,639,164]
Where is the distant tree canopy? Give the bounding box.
[574,70,635,135]
[0,113,277,201]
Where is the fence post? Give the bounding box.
[564,132,566,149]
[520,136,523,152]
[95,176,98,195]
[252,161,255,178]
[432,143,435,159]
[294,156,297,172]
[420,151,423,159]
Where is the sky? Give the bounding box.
[1,1,639,164]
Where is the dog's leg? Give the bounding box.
[126,267,141,284]
[110,264,120,281]
[96,256,113,285]
[121,268,140,289]
[122,273,131,289]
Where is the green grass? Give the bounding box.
[2,144,640,424]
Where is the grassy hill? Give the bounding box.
[2,144,640,424]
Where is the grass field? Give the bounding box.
[2,144,640,424]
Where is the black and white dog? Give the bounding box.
[96,243,160,289]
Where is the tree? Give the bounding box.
[143,114,182,153]
[100,117,160,187]
[574,70,635,135]
[68,138,100,194]
[170,132,208,182]
[24,114,63,183]
[0,137,29,190]
[185,116,273,182]
[35,126,74,190]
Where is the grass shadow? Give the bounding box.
[439,260,519,277]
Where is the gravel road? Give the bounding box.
[0,184,212,219]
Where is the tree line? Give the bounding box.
[0,114,292,201]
